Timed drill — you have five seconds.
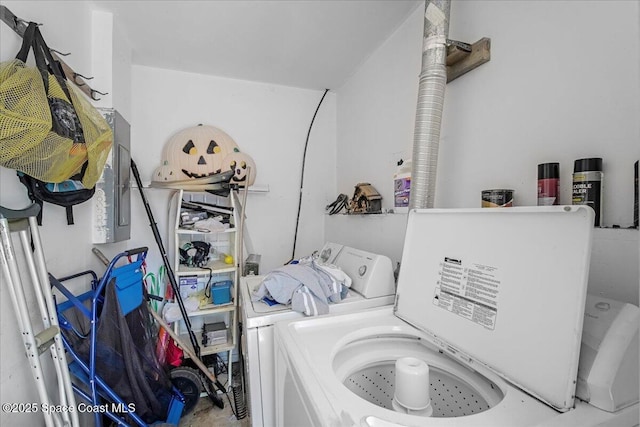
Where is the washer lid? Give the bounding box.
[394,206,594,413]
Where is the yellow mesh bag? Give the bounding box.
[0,59,51,167]
[0,23,112,188]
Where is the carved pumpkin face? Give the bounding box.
[152,161,181,182]
[162,124,239,179]
[222,151,256,187]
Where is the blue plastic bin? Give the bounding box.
[212,280,232,305]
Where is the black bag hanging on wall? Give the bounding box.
[18,168,95,225]
[1,22,111,224]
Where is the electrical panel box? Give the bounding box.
[93,109,131,243]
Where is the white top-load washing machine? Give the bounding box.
[240,243,398,427]
[275,207,639,427]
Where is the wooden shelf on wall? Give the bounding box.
[446,37,491,83]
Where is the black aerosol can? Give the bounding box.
[572,158,603,227]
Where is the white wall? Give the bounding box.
[330,0,639,304]
[91,10,133,120]
[326,1,423,267]
[441,0,639,220]
[335,2,423,203]
[130,66,336,273]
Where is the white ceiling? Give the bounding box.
[91,0,421,90]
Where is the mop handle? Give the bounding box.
[130,159,202,359]
[91,247,110,265]
[148,309,220,385]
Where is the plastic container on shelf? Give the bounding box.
[393,159,412,213]
[212,280,232,305]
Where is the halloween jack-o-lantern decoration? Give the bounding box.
[162,124,239,179]
[151,124,257,190]
[222,151,256,187]
[152,160,181,182]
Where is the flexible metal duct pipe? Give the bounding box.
[409,0,450,209]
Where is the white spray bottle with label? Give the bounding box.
[393,159,412,213]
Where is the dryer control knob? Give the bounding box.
[358,265,367,276]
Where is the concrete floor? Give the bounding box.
[179,395,249,427]
[178,367,250,427]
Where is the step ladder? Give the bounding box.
[0,205,79,427]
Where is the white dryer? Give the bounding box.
[240,243,397,427]
[275,207,639,427]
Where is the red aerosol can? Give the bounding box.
[538,163,560,206]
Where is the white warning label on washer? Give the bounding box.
[433,257,500,330]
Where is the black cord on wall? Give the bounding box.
[290,88,330,263]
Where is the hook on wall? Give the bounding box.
[50,48,71,57]
[13,17,40,33]
[90,89,109,101]
[73,73,93,86]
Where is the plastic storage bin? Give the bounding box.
[212,280,232,305]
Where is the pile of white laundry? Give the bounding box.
[252,256,352,316]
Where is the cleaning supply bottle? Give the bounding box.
[393,159,412,213]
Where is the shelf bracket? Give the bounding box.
[446,37,491,83]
